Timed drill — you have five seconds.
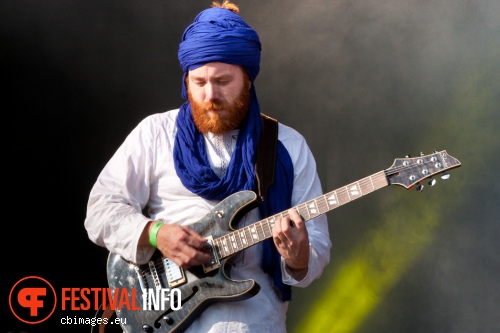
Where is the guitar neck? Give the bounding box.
[213,170,389,260]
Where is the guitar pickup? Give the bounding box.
[202,236,220,273]
[163,257,186,288]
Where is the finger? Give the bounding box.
[273,216,283,235]
[287,209,305,229]
[183,227,208,248]
[279,214,295,234]
[272,219,286,246]
[175,244,211,268]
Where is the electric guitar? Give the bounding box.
[106,150,461,333]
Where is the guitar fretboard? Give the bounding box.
[213,170,389,260]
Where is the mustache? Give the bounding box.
[202,100,226,111]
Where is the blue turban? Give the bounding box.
[173,6,294,302]
[178,7,261,96]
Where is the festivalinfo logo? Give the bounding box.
[9,275,182,326]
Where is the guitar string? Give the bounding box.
[215,172,388,257]
[214,156,444,257]
[205,156,448,258]
[142,158,444,268]
[136,157,447,276]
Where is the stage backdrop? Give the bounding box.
[1,1,499,332]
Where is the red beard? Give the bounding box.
[189,86,251,134]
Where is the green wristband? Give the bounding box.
[149,221,163,248]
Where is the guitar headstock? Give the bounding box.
[385,150,461,190]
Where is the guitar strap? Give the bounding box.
[255,113,293,301]
[255,113,278,201]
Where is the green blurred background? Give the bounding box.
[1,0,498,332]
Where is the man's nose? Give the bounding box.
[204,83,219,101]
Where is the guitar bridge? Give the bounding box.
[202,236,220,273]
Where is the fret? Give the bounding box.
[356,181,363,196]
[348,182,361,199]
[264,220,270,238]
[359,177,370,194]
[222,234,231,255]
[236,233,243,251]
[301,202,309,219]
[236,231,244,249]
[257,223,264,240]
[263,220,269,238]
[269,216,275,234]
[239,228,249,248]
[250,224,259,241]
[229,233,240,252]
[373,171,389,189]
[233,231,240,249]
[337,187,349,205]
[245,225,255,245]
[227,234,237,254]
[301,205,307,219]
[306,203,313,217]
[222,235,231,255]
[369,175,375,190]
[268,216,276,229]
[320,195,329,214]
[345,185,352,201]
[214,240,223,258]
[325,191,339,208]
[263,217,273,238]
[257,220,265,240]
[218,238,228,257]
[308,199,319,217]
[216,238,223,257]
[256,223,262,240]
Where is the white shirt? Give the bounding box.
[85,109,331,333]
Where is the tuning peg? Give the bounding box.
[416,183,424,192]
[441,173,450,180]
[420,152,425,156]
[428,178,437,186]
[405,154,410,158]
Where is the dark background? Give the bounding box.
[1,1,499,332]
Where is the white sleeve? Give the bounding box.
[84,117,156,264]
[278,125,332,287]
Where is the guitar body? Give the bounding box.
[107,190,261,333]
